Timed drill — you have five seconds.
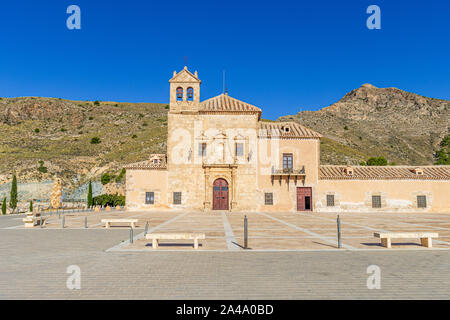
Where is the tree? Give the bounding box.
[9,175,17,213]
[115,168,126,183]
[87,181,93,208]
[1,198,6,215]
[101,173,111,185]
[29,200,33,212]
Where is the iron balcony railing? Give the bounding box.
[271,166,305,175]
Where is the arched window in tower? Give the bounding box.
[187,87,194,101]
[176,87,183,101]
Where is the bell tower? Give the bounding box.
[169,66,201,113]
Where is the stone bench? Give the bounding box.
[374,232,439,248]
[145,233,206,249]
[23,216,47,228]
[101,219,138,229]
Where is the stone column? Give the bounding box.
[203,168,211,211]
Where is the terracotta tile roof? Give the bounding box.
[320,165,450,180]
[200,93,262,114]
[124,160,167,170]
[259,121,322,139]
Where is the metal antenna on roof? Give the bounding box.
[223,70,226,94]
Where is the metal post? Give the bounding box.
[244,215,248,249]
[144,222,149,236]
[130,227,134,244]
[84,216,87,229]
[40,215,43,228]
[337,215,342,249]
[62,215,65,228]
[58,210,60,219]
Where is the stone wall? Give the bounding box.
[316,179,450,213]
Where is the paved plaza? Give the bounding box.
[1,210,450,299]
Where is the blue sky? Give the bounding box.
[0,0,449,119]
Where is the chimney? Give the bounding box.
[344,166,354,176]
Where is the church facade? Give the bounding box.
[124,67,450,213]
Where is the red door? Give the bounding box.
[213,179,229,210]
[297,187,312,211]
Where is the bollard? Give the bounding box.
[40,215,43,228]
[337,215,342,249]
[244,215,248,249]
[84,216,87,229]
[130,227,134,244]
[62,215,65,229]
[144,222,149,236]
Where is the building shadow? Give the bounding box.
[145,243,203,248]
[361,242,421,247]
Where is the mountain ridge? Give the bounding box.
[1,84,448,191]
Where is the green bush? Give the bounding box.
[344,126,349,130]
[93,194,125,207]
[34,128,40,133]
[60,128,66,132]
[101,173,111,185]
[90,137,101,144]
[366,156,388,166]
[94,100,100,106]
[88,116,94,120]
[435,135,450,165]
[131,134,137,139]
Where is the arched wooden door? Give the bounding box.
[213,178,229,210]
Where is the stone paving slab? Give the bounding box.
[1,218,449,299]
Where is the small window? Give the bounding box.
[187,87,194,101]
[153,159,159,164]
[176,87,183,101]
[417,195,427,208]
[372,195,381,208]
[145,192,154,204]
[265,192,273,205]
[198,143,207,157]
[173,192,182,205]
[326,194,335,207]
[235,143,244,157]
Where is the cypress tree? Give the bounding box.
[9,175,17,213]
[1,198,6,215]
[29,200,33,212]
[87,181,93,208]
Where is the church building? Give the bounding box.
[124,67,450,213]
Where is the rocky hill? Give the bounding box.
[0,97,168,196]
[279,84,449,165]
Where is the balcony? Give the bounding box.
[271,166,305,175]
[271,166,306,186]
